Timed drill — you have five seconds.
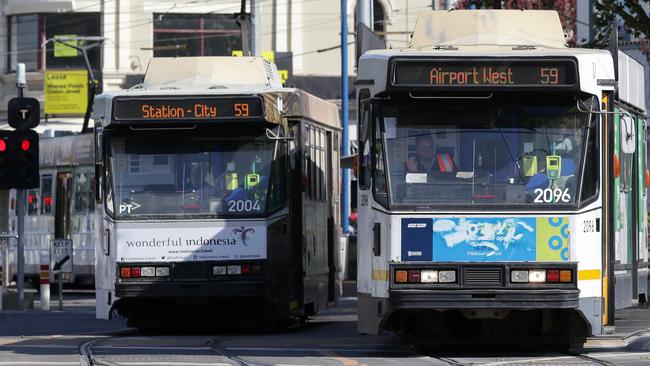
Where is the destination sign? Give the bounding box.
[112,97,264,121]
[392,59,577,88]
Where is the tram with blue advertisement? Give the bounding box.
[93,57,342,327]
[355,10,648,346]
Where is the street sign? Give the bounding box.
[8,97,40,130]
[51,239,73,273]
[44,70,88,115]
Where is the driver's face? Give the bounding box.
[416,139,435,159]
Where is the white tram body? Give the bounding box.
[1,133,98,287]
[356,10,648,342]
[93,57,341,326]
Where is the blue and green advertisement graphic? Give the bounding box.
[401,217,569,262]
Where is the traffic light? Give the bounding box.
[8,97,40,130]
[0,131,10,189]
[10,130,39,189]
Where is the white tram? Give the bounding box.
[356,10,648,345]
[93,57,342,327]
[1,133,98,287]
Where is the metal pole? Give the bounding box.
[58,272,63,310]
[16,190,25,311]
[341,0,350,234]
[251,0,261,56]
[15,63,26,311]
[357,0,372,30]
[39,251,49,311]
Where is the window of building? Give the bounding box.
[153,13,243,57]
[8,13,101,73]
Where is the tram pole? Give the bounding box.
[15,64,26,311]
[341,0,350,233]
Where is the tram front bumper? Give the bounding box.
[389,288,580,309]
[115,280,268,298]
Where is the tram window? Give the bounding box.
[373,117,389,207]
[322,132,328,201]
[41,175,53,214]
[310,126,316,200]
[27,189,39,215]
[580,119,598,203]
[105,126,281,218]
[377,100,595,207]
[303,124,311,200]
[358,91,372,190]
[73,170,93,213]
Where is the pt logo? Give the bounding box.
[119,202,141,213]
[232,226,255,246]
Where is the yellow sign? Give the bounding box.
[54,35,80,57]
[278,70,289,84]
[44,70,88,115]
[232,50,274,63]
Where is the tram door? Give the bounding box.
[326,131,336,303]
[54,172,72,240]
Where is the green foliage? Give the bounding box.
[593,0,650,48]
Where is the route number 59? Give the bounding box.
[235,103,249,117]
[534,188,571,203]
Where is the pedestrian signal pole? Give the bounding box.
[6,63,41,310]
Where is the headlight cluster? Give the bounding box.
[120,266,170,278]
[510,269,572,283]
[395,269,457,284]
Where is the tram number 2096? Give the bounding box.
[227,200,262,212]
[533,188,571,203]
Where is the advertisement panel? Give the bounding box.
[401,217,569,262]
[115,223,267,263]
[44,70,88,115]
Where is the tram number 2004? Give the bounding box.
[227,200,262,212]
[533,188,571,203]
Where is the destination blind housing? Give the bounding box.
[391,58,578,88]
[112,96,264,122]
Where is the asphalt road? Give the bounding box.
[0,289,649,366]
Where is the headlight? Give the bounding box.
[141,267,156,277]
[511,270,529,283]
[528,269,546,283]
[438,270,456,283]
[421,270,439,283]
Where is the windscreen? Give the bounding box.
[377,100,596,207]
[105,125,284,219]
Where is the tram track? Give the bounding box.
[79,338,120,366]
[208,338,269,366]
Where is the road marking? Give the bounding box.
[0,362,78,365]
[318,350,362,366]
[96,346,212,351]
[226,346,411,354]
[118,363,232,366]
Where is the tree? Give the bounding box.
[452,0,578,44]
[593,0,650,47]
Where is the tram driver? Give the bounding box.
[404,134,455,173]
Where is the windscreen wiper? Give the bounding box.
[496,125,523,180]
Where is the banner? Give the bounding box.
[115,223,267,263]
[44,70,88,115]
[401,216,569,262]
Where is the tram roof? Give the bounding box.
[409,10,567,50]
[93,57,340,130]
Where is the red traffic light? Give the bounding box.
[0,139,6,152]
[20,139,31,151]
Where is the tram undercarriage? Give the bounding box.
[385,308,590,348]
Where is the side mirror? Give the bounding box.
[621,115,636,154]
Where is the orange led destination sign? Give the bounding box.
[112,96,264,122]
[392,59,577,88]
